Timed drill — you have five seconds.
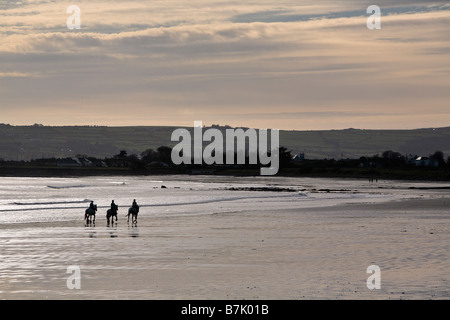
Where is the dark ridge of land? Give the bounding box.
[1,124,450,161]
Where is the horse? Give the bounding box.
[106,208,118,225]
[127,207,139,224]
[85,205,97,224]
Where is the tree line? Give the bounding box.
[1,146,449,171]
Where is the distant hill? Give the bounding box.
[1,124,449,161]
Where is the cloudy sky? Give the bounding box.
[0,0,449,129]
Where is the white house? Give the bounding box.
[57,158,82,167]
[292,153,305,162]
[415,157,438,167]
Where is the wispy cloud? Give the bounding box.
[0,1,449,129]
[231,4,450,23]
[0,71,39,78]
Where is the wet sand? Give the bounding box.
[1,197,449,300]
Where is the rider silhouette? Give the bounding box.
[85,200,97,221]
[111,200,118,213]
[132,199,139,212]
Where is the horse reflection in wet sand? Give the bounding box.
[85,205,97,225]
[127,207,138,224]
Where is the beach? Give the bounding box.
[0,176,449,299]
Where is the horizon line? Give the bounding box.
[1,123,450,132]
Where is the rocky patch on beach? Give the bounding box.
[224,186,354,193]
[225,186,297,192]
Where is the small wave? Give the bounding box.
[140,193,297,208]
[12,200,91,206]
[47,185,86,189]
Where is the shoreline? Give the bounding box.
[1,165,450,181]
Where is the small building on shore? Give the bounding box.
[57,158,82,167]
[292,153,305,162]
[415,157,439,167]
[57,157,96,167]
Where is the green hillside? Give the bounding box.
[280,127,450,159]
[1,124,449,161]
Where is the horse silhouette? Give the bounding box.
[127,207,138,224]
[85,204,97,224]
[107,208,118,225]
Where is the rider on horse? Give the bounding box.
[111,200,118,214]
[85,200,97,222]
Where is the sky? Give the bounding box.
[0,0,449,130]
